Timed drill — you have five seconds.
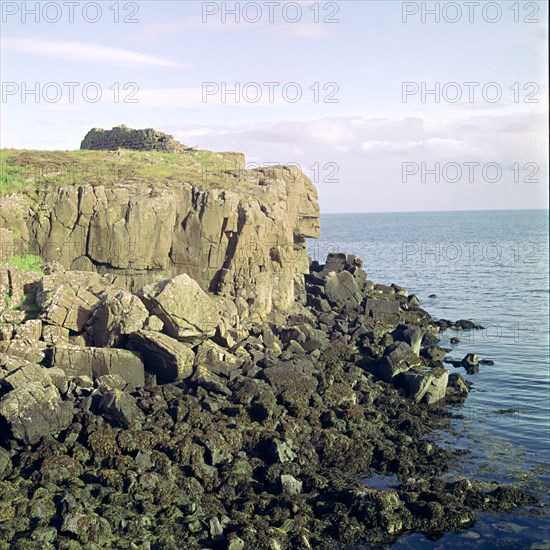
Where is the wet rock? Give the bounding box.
[138,274,219,344]
[392,324,424,355]
[0,384,73,444]
[461,353,479,374]
[429,294,437,298]
[421,345,450,362]
[402,367,449,404]
[128,330,195,382]
[379,342,423,382]
[454,319,484,330]
[50,344,145,387]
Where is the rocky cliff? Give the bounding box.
[0,148,320,320]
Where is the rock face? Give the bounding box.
[0,151,320,320]
[80,125,189,152]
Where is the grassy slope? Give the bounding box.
[0,148,251,198]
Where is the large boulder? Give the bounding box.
[1,363,52,391]
[392,324,424,355]
[379,342,423,382]
[0,338,46,364]
[128,330,195,382]
[364,297,400,318]
[97,389,144,428]
[50,345,145,388]
[402,367,449,404]
[324,271,362,308]
[86,290,149,347]
[40,285,99,332]
[138,274,219,344]
[0,384,74,444]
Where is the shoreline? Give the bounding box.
[0,251,539,549]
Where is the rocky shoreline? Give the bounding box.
[0,252,538,549]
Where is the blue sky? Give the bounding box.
[0,0,548,213]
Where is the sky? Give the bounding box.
[0,0,548,213]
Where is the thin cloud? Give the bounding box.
[1,38,186,68]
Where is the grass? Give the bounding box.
[0,148,258,198]
[7,254,44,273]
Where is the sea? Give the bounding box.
[307,209,550,550]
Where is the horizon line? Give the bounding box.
[321,207,549,215]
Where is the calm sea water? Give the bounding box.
[307,209,550,550]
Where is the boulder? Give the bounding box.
[194,340,240,379]
[42,325,70,346]
[138,274,219,344]
[1,363,52,391]
[50,345,145,388]
[324,271,362,307]
[0,338,46,364]
[402,367,449,404]
[40,285,99,332]
[280,474,303,496]
[14,320,42,341]
[392,324,424,355]
[128,330,195,382]
[37,271,102,305]
[421,345,450,362]
[364,297,400,318]
[379,342,423,381]
[86,289,149,347]
[97,389,144,428]
[0,384,74,444]
[191,366,231,396]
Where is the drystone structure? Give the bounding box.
[80,125,189,153]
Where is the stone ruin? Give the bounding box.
[80,124,191,153]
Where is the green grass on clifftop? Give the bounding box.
[0,148,248,197]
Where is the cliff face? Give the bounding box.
[0,158,320,320]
